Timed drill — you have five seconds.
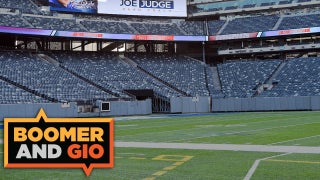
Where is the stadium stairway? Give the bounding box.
[185,56,212,96]
[125,22,139,34]
[217,20,229,35]
[265,60,287,85]
[172,20,189,35]
[253,60,287,96]
[136,66,190,97]
[37,53,60,66]
[203,66,212,96]
[119,54,138,67]
[272,16,284,30]
[0,74,58,103]
[20,15,34,28]
[76,19,89,32]
[59,65,126,99]
[119,55,190,97]
[210,67,222,91]
[39,53,129,99]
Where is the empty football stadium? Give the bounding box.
[0,0,320,179]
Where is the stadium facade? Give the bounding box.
[0,0,320,118]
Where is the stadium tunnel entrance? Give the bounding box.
[124,89,170,113]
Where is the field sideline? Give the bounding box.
[1,111,320,179]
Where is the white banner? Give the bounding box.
[98,0,187,17]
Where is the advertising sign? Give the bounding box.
[48,0,187,17]
[98,0,187,17]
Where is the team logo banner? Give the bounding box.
[4,109,114,176]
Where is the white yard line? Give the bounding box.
[117,121,320,140]
[115,142,320,154]
[269,135,320,145]
[115,114,294,132]
[167,122,320,143]
[243,153,291,180]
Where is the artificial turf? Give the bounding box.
[1,111,319,179]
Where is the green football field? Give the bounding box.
[1,111,320,179]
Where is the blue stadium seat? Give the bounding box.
[277,13,320,30]
[221,15,279,35]
[48,52,183,98]
[190,0,280,13]
[0,51,114,102]
[128,54,210,97]
[0,79,49,104]
[0,0,40,14]
[207,20,226,35]
[218,60,281,98]
[0,14,32,28]
[261,57,320,97]
[24,16,86,31]
[179,21,205,36]
[131,22,184,35]
[81,20,135,34]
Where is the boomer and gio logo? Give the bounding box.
[4,109,114,176]
[120,0,174,9]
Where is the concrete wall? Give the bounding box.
[0,103,78,120]
[0,96,318,121]
[0,99,152,121]
[97,99,152,117]
[212,96,320,112]
[170,96,211,113]
[311,96,320,111]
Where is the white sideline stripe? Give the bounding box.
[243,153,291,180]
[0,139,2,144]
[269,135,320,145]
[115,142,320,154]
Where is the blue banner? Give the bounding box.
[139,0,174,9]
[49,0,97,14]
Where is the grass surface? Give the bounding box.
[1,111,320,179]
[115,111,320,146]
[0,144,278,180]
